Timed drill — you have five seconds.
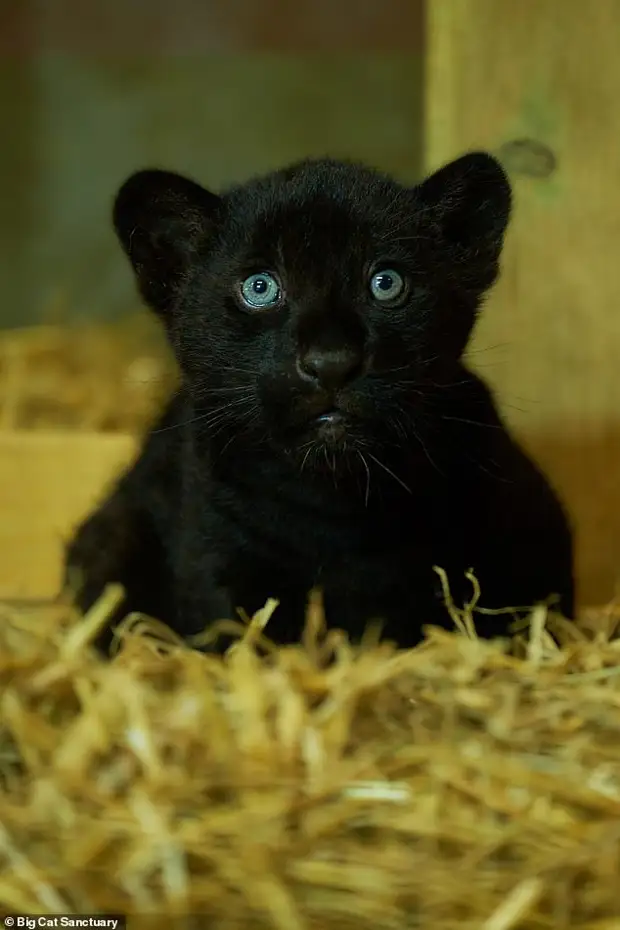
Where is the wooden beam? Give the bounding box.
[423,0,620,605]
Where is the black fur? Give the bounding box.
[65,153,574,651]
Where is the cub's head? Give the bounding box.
[113,153,511,469]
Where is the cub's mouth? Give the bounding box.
[315,409,340,424]
[283,390,366,452]
[313,409,348,443]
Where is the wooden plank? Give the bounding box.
[37,0,425,51]
[424,0,620,606]
[0,431,137,600]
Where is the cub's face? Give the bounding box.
[113,155,511,468]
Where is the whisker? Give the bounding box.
[300,444,314,473]
[219,365,259,375]
[153,395,258,435]
[387,410,409,444]
[465,342,512,356]
[439,415,502,430]
[212,402,263,457]
[357,450,371,507]
[425,378,472,390]
[390,380,426,397]
[207,385,257,396]
[365,451,412,496]
[372,364,411,377]
[409,421,444,476]
[217,433,238,457]
[152,409,219,434]
[471,457,514,484]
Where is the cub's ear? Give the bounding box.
[113,169,221,316]
[416,152,512,293]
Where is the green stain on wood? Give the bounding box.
[500,78,564,205]
[519,81,561,140]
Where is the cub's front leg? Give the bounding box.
[63,469,174,651]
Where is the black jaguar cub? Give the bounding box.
[65,152,574,651]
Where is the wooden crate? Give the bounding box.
[0,430,137,600]
[425,0,620,606]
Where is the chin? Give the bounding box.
[285,411,368,474]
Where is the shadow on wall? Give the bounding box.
[524,430,620,608]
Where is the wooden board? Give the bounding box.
[425,0,620,606]
[0,431,137,600]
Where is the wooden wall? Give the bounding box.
[0,0,425,328]
[30,0,424,52]
[425,0,620,606]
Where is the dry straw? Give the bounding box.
[1,582,619,929]
[0,318,176,433]
[1,323,620,927]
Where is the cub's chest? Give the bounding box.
[227,522,459,597]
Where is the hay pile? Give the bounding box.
[1,587,620,928]
[0,319,176,432]
[1,322,620,926]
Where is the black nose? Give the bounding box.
[297,346,364,390]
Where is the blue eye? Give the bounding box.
[370,268,406,304]
[240,272,281,309]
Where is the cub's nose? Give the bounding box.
[297,346,364,390]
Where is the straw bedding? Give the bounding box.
[1,323,620,928]
[0,318,176,433]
